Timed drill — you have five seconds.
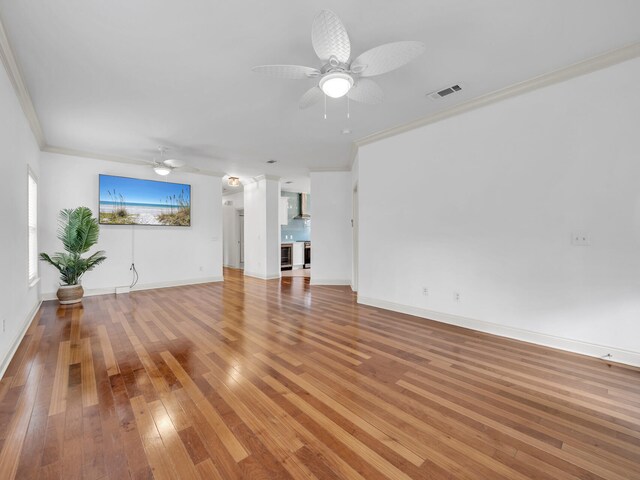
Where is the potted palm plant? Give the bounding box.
[40,207,107,305]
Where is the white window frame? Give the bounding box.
[28,166,39,287]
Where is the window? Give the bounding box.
[28,168,38,284]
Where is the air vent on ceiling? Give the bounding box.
[427,84,462,100]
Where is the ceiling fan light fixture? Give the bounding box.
[154,165,171,176]
[319,72,354,98]
[228,176,241,187]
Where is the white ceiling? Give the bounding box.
[1,1,639,184]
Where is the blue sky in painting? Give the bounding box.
[99,175,190,206]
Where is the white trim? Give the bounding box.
[355,42,640,148]
[0,300,42,379]
[27,166,38,285]
[3,0,638,178]
[223,263,243,269]
[243,271,281,280]
[0,16,45,148]
[253,175,281,182]
[131,276,224,291]
[42,146,226,177]
[309,167,351,173]
[348,143,359,169]
[310,278,352,286]
[40,276,224,300]
[357,296,640,368]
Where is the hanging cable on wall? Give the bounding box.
[129,224,139,288]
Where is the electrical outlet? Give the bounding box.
[571,233,591,246]
[453,291,461,303]
[422,287,428,297]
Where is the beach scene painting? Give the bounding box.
[99,174,191,226]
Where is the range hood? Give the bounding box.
[294,193,311,219]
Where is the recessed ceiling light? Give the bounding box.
[341,128,352,135]
[267,159,277,164]
[285,181,293,184]
[228,177,241,187]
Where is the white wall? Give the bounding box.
[243,176,280,279]
[0,58,41,374]
[222,191,244,268]
[39,152,223,296]
[358,56,640,366]
[310,171,352,285]
[351,154,359,291]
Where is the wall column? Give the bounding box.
[243,175,281,279]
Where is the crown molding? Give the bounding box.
[4,1,638,179]
[0,14,46,148]
[348,142,359,169]
[44,145,150,165]
[309,166,351,173]
[254,174,281,182]
[43,145,226,177]
[356,41,640,148]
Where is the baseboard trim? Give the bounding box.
[243,271,281,280]
[0,300,42,379]
[358,296,640,368]
[310,278,352,286]
[40,276,224,301]
[223,263,243,269]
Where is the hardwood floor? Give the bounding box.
[280,268,311,278]
[1,268,639,479]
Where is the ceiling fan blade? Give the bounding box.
[312,10,351,63]
[252,65,321,79]
[351,41,425,77]
[299,86,324,109]
[163,159,186,168]
[347,79,384,104]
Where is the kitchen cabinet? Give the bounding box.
[279,197,289,225]
[285,192,300,221]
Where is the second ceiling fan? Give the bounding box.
[252,10,425,109]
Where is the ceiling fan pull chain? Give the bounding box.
[324,93,327,120]
[347,95,350,119]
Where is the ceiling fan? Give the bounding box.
[252,10,425,109]
[149,147,188,176]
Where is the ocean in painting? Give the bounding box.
[99,175,191,226]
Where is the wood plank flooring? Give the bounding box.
[1,267,639,479]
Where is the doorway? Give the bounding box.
[352,184,358,292]
[238,209,244,268]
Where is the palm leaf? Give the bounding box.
[41,207,107,285]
